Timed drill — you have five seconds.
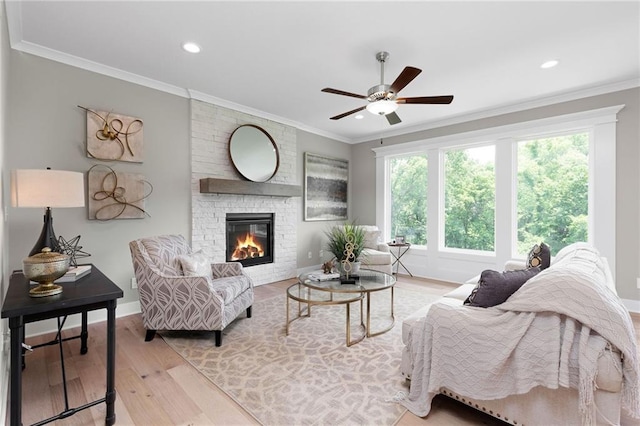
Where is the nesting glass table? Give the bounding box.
[286,269,396,346]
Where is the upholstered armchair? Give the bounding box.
[358,225,392,275]
[129,234,254,346]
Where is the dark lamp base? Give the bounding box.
[29,207,61,256]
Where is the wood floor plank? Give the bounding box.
[115,367,175,425]
[166,363,259,426]
[139,367,206,425]
[49,377,95,426]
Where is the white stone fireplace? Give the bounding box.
[190,100,299,285]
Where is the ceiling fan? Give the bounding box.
[321,51,454,125]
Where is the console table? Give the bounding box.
[1,264,123,426]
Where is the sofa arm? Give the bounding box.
[376,242,390,252]
[212,262,245,279]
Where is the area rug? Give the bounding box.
[161,286,441,426]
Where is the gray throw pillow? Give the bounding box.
[527,242,551,269]
[464,267,541,308]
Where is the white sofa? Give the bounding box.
[400,244,639,425]
[358,225,392,275]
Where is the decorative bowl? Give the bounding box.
[23,247,70,297]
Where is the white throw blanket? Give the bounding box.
[399,244,640,425]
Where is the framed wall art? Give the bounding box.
[80,106,144,163]
[88,165,152,220]
[304,152,348,221]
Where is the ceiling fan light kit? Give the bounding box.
[322,51,454,125]
[366,100,398,116]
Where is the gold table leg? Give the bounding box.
[366,286,396,338]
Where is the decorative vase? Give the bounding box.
[337,261,361,276]
[23,247,70,297]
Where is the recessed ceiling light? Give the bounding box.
[540,59,559,69]
[355,114,364,120]
[182,42,201,54]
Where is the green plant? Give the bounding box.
[325,222,365,262]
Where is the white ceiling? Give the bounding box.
[6,1,640,144]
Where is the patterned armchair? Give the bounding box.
[129,234,254,346]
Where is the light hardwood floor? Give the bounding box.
[14,276,640,426]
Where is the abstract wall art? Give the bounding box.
[80,106,144,162]
[304,152,348,221]
[87,164,152,220]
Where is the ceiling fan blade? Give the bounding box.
[329,105,366,120]
[321,88,367,99]
[396,95,454,104]
[389,66,422,95]
[386,111,402,125]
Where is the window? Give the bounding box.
[375,105,620,281]
[516,132,589,256]
[389,154,427,245]
[443,145,496,251]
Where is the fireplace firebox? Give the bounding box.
[226,213,274,267]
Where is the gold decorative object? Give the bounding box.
[23,247,70,297]
[80,106,144,163]
[88,165,153,220]
[340,234,358,284]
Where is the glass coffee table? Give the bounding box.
[286,269,396,347]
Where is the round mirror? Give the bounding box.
[229,125,280,182]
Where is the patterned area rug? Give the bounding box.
[161,286,441,426]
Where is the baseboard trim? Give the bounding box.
[25,301,142,338]
[622,298,640,314]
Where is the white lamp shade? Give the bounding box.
[11,169,85,208]
[366,100,399,116]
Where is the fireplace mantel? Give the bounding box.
[199,178,302,197]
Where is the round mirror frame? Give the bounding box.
[228,124,280,182]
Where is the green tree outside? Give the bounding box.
[387,132,589,255]
[517,133,589,255]
[390,155,427,244]
[444,147,495,251]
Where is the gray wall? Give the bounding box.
[295,129,351,268]
[351,88,640,301]
[5,51,191,304]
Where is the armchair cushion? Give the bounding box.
[360,225,381,249]
[211,274,254,304]
[177,251,212,278]
[212,262,244,279]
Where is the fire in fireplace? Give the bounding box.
[226,213,274,267]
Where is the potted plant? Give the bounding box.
[324,222,365,275]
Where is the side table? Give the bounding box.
[388,243,413,277]
[1,264,123,426]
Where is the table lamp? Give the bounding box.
[11,169,85,256]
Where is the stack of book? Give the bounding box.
[55,264,92,282]
[307,271,340,281]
